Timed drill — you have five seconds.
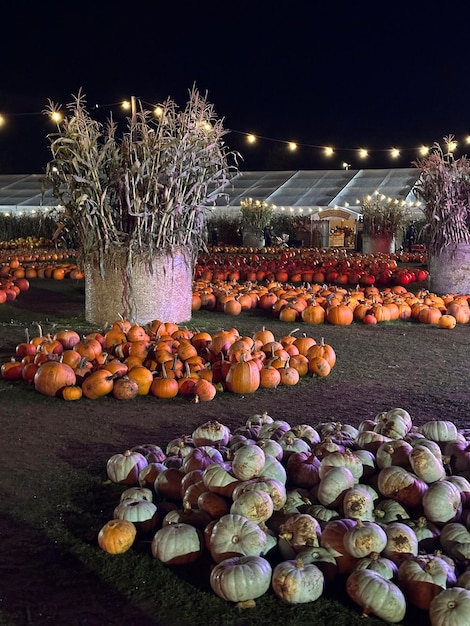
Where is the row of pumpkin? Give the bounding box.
[98,410,470,625]
[0,321,336,400]
[193,279,470,327]
[0,246,427,292]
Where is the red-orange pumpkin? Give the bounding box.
[33,361,76,397]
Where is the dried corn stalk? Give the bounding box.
[42,86,238,275]
[413,136,470,256]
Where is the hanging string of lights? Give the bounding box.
[0,97,467,163]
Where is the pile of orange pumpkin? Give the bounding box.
[97,410,470,624]
[0,321,336,401]
[193,279,470,328]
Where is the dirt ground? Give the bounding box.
[0,279,469,625]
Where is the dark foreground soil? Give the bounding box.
[0,279,469,625]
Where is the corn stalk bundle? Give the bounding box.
[42,86,238,275]
[413,136,470,256]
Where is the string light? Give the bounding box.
[50,111,63,124]
[1,96,470,167]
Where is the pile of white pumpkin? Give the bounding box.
[102,409,470,625]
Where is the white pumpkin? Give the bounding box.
[210,555,272,605]
[317,466,355,508]
[260,453,287,483]
[230,489,274,524]
[346,569,406,622]
[318,449,364,483]
[342,487,375,521]
[377,465,428,509]
[278,513,321,553]
[440,523,470,562]
[113,498,158,533]
[382,521,418,564]
[257,438,284,460]
[429,587,470,626]
[343,520,388,559]
[151,522,203,565]
[355,553,398,580]
[119,486,153,502]
[232,477,287,511]
[397,554,450,610]
[106,449,148,485]
[373,498,410,524]
[288,424,321,445]
[376,439,413,469]
[271,558,324,604]
[202,462,239,498]
[373,407,413,439]
[231,444,265,481]
[191,419,231,447]
[209,513,267,563]
[409,444,446,483]
[418,420,459,443]
[422,480,462,524]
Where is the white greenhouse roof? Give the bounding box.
[0,174,57,212]
[0,169,424,219]
[213,168,423,218]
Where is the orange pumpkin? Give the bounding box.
[151,363,179,398]
[438,314,457,329]
[326,304,354,326]
[81,369,114,399]
[62,385,83,401]
[225,356,260,394]
[308,356,331,378]
[112,376,139,400]
[98,519,137,554]
[193,378,217,402]
[33,361,76,397]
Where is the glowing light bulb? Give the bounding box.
[247,134,256,144]
[0,114,5,127]
[50,111,62,123]
[154,106,163,117]
[324,146,334,157]
[359,148,368,159]
[419,145,430,156]
[288,142,297,151]
[391,148,400,158]
[122,100,131,110]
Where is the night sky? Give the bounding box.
[2,1,470,174]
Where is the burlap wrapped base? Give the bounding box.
[429,244,470,295]
[85,249,193,326]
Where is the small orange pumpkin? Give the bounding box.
[98,519,137,554]
[62,385,83,401]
